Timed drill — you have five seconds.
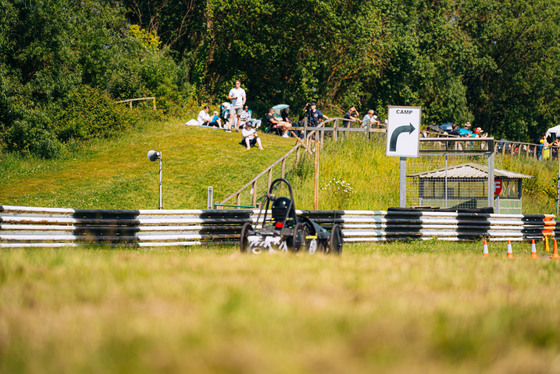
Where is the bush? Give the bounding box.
[3,119,63,159]
[56,86,140,142]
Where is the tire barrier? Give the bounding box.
[0,205,555,248]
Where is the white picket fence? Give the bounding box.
[0,205,555,248]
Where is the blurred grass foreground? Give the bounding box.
[1,242,560,374]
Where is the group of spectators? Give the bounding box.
[198,84,560,161]
[195,79,388,150]
[538,134,560,160]
[342,107,384,129]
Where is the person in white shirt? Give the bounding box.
[227,80,246,131]
[240,105,251,126]
[362,109,381,128]
[241,122,263,150]
[197,105,219,127]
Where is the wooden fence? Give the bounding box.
[1,205,555,248]
[115,97,156,110]
[218,117,385,208]
[423,132,558,160]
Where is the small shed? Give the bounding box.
[408,163,533,214]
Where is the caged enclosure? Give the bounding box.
[402,138,532,214]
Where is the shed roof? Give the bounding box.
[408,163,534,179]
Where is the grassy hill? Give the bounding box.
[1,117,557,214]
[0,118,295,209]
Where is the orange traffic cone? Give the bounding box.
[530,240,538,259]
[483,240,489,257]
[551,239,560,260]
[507,240,513,259]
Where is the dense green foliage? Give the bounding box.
[2,0,560,157]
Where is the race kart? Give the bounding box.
[239,178,343,254]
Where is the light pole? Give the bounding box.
[147,150,163,209]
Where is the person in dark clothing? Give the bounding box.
[449,123,461,136]
[343,106,360,127]
[281,108,292,124]
[306,102,329,127]
[265,107,291,137]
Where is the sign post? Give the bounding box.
[386,106,421,207]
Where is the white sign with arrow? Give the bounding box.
[386,106,421,158]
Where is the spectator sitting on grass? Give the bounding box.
[211,111,222,129]
[281,108,292,124]
[197,105,220,127]
[240,105,251,124]
[240,122,263,150]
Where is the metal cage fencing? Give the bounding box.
[402,138,495,210]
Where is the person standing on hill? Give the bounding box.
[228,80,246,132]
[306,102,329,127]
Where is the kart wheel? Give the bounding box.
[240,222,253,254]
[293,223,305,252]
[327,224,343,255]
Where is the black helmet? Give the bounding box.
[271,197,293,221]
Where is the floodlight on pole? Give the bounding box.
[147,150,163,209]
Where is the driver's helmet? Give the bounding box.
[271,197,293,222]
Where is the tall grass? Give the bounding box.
[287,134,557,213]
[287,134,400,210]
[1,243,559,374]
[496,155,559,214]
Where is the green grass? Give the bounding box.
[0,117,295,209]
[1,118,557,213]
[1,242,559,374]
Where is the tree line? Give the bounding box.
[1,0,560,157]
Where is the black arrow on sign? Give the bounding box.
[389,123,415,152]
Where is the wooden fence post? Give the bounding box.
[252,180,257,207]
[314,139,319,210]
[268,168,273,192]
[533,145,537,159]
[334,119,339,142]
[281,159,286,179]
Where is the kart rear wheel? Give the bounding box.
[293,223,305,252]
[240,222,253,254]
[327,224,343,255]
